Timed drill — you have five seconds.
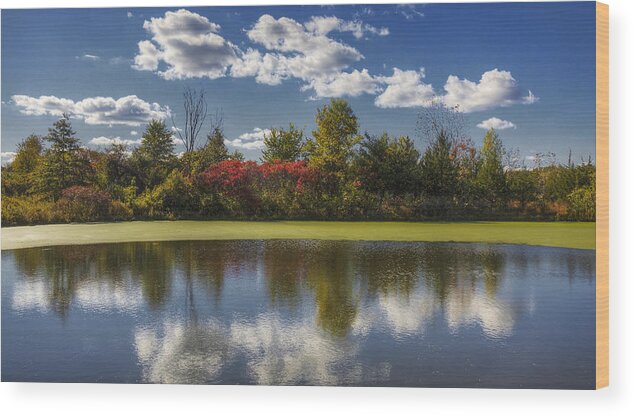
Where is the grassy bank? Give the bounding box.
[1,221,595,250]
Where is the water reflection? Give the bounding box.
[2,241,596,387]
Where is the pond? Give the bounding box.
[1,240,595,388]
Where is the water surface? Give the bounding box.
[1,240,595,388]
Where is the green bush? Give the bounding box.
[567,186,595,221]
[1,195,59,226]
[133,170,198,219]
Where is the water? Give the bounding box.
[1,240,595,388]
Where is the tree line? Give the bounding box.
[1,94,596,226]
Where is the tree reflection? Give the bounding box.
[7,240,589,339]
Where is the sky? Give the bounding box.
[1,2,596,165]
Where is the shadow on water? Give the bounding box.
[2,240,596,388]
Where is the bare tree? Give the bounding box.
[415,100,467,147]
[172,87,207,153]
[207,109,224,144]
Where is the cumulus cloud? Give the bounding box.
[244,14,364,84]
[305,69,380,98]
[374,68,435,108]
[89,136,142,147]
[130,130,138,136]
[130,10,537,111]
[133,9,239,79]
[12,94,170,126]
[133,10,384,97]
[224,128,270,150]
[443,69,538,113]
[477,117,516,130]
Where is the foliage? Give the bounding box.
[567,186,596,221]
[56,185,112,222]
[261,123,305,163]
[1,104,597,225]
[353,133,420,195]
[420,130,458,197]
[134,170,197,219]
[39,114,91,197]
[476,128,507,206]
[306,99,361,178]
[131,119,177,191]
[1,195,58,226]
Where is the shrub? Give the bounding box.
[1,195,58,226]
[567,186,595,221]
[133,170,197,219]
[56,185,112,222]
[198,160,260,216]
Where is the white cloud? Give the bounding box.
[304,16,389,39]
[397,4,425,20]
[224,127,270,150]
[305,69,380,98]
[89,136,142,147]
[443,69,538,113]
[11,95,76,116]
[129,10,537,113]
[243,14,363,84]
[130,130,138,136]
[133,40,161,71]
[76,54,100,61]
[374,68,435,108]
[477,117,516,130]
[12,94,170,126]
[1,151,17,164]
[133,9,239,79]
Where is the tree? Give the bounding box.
[416,101,467,146]
[132,119,177,190]
[12,134,43,174]
[354,133,420,195]
[95,143,136,200]
[182,113,237,175]
[172,87,207,153]
[420,130,458,197]
[39,114,89,197]
[476,128,507,206]
[261,123,305,163]
[306,99,361,177]
[2,134,44,196]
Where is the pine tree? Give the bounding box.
[39,114,88,197]
[420,130,458,197]
[476,128,507,206]
[132,120,177,190]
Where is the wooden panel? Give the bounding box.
[595,1,609,390]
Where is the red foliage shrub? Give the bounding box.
[57,185,112,222]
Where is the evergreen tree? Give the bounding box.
[132,120,177,190]
[354,133,420,195]
[476,128,507,206]
[182,125,231,175]
[39,114,88,197]
[420,130,458,197]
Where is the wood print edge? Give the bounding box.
[595,0,609,390]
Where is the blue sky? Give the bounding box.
[1,2,596,164]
